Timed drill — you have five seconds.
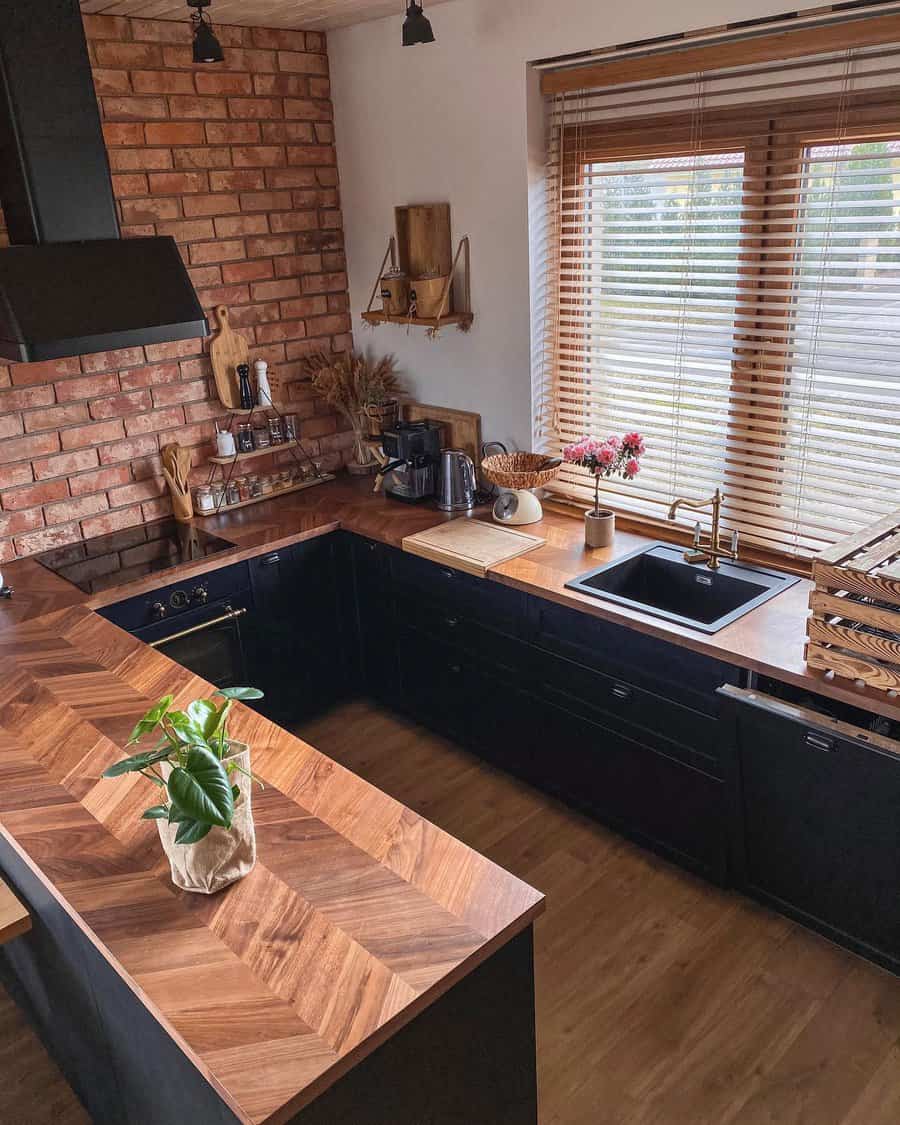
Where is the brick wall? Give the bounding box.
[0,12,354,562]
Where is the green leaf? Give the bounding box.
[187,699,222,740]
[127,695,174,745]
[231,784,240,802]
[165,711,204,744]
[215,686,264,701]
[103,746,173,778]
[141,805,169,820]
[167,746,234,828]
[174,818,213,845]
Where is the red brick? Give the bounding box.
[103,122,145,146]
[130,454,163,481]
[285,145,335,167]
[0,508,43,538]
[160,45,196,68]
[93,68,132,95]
[24,404,90,433]
[0,385,54,412]
[188,266,222,288]
[69,465,132,497]
[80,506,144,539]
[251,27,307,50]
[253,74,309,97]
[129,17,192,43]
[196,72,253,95]
[303,271,347,294]
[97,435,158,465]
[9,357,81,387]
[195,283,249,307]
[151,380,207,408]
[120,196,180,224]
[83,14,130,39]
[182,193,242,218]
[256,319,305,344]
[251,278,300,301]
[173,147,232,170]
[167,94,228,120]
[222,259,273,284]
[2,480,68,510]
[189,239,245,265]
[205,121,261,144]
[232,146,285,168]
[82,347,146,374]
[300,415,337,440]
[124,406,185,437]
[165,421,215,448]
[109,147,174,173]
[220,48,277,72]
[280,295,328,319]
[178,358,212,380]
[306,313,351,337]
[144,340,201,362]
[239,190,292,212]
[306,32,326,53]
[266,168,317,189]
[60,420,125,450]
[102,95,168,121]
[315,123,334,145]
[316,167,339,187]
[122,224,155,238]
[95,42,164,68]
[90,390,153,420]
[246,234,294,257]
[214,213,268,238]
[261,122,314,144]
[14,523,82,556]
[55,373,119,403]
[0,432,59,464]
[227,97,281,120]
[112,173,149,197]
[107,477,166,507]
[44,493,108,525]
[277,51,328,75]
[142,497,173,522]
[228,302,280,327]
[210,170,265,193]
[309,77,330,98]
[284,98,331,121]
[132,70,196,95]
[275,252,321,276]
[0,463,33,489]
[323,250,345,271]
[32,448,99,480]
[145,122,205,146]
[156,218,216,242]
[320,209,342,230]
[117,362,181,391]
[270,211,318,235]
[148,171,208,194]
[184,399,232,424]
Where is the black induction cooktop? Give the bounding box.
[34,518,236,595]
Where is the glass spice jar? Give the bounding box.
[283,413,298,442]
[226,480,240,506]
[260,475,273,495]
[194,485,214,514]
[268,416,283,445]
[211,482,226,508]
[249,474,262,498]
[236,475,251,502]
[236,423,254,453]
[252,425,270,450]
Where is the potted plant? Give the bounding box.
[563,432,646,548]
[102,686,263,895]
[301,349,403,473]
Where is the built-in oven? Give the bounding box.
[96,561,254,689]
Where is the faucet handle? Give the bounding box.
[729,529,739,556]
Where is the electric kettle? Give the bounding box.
[437,449,477,512]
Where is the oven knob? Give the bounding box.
[151,601,167,620]
[169,590,188,610]
[191,586,208,605]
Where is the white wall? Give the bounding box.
[329,0,790,451]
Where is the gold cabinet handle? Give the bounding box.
[149,606,247,648]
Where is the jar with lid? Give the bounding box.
[252,425,270,450]
[260,474,274,495]
[211,482,226,508]
[194,485,215,514]
[249,474,262,498]
[236,423,254,453]
[236,475,251,502]
[268,415,283,445]
[226,480,240,506]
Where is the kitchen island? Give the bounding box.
[0,599,543,1124]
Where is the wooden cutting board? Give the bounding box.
[401,402,482,468]
[210,305,248,410]
[403,518,545,578]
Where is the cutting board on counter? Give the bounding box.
[401,402,482,467]
[210,305,248,410]
[403,518,545,578]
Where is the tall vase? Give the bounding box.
[584,509,615,548]
[346,415,379,475]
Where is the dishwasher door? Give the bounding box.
[719,683,900,973]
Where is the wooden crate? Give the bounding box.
[807,511,900,693]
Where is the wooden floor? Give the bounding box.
[4,697,900,1123]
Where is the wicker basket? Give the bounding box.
[481,451,561,491]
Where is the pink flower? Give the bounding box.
[597,445,615,466]
[624,457,641,478]
[605,435,621,450]
[623,432,646,456]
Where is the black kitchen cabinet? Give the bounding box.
[349,535,400,707]
[721,685,900,972]
[247,536,345,724]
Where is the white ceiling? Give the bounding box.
[79,0,453,32]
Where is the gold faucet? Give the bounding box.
[667,488,739,570]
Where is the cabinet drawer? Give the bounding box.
[402,595,534,672]
[529,599,739,714]
[537,653,723,775]
[391,551,526,637]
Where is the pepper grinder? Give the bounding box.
[237,363,253,410]
[254,358,272,407]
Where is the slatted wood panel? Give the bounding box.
[807,509,900,693]
[79,0,453,31]
[0,603,542,1125]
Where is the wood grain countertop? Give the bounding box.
[2,473,894,720]
[0,601,544,1124]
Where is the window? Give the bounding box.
[539,21,900,560]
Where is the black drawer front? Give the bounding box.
[391,551,526,638]
[537,653,723,776]
[529,599,739,714]
[401,594,534,673]
[533,696,727,881]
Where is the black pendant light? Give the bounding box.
[402,1,435,46]
[187,0,224,63]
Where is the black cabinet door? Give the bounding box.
[723,687,900,971]
[351,536,399,707]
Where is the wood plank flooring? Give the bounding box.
[297,699,900,1125]
[4,695,900,1124]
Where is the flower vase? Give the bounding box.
[585,509,615,549]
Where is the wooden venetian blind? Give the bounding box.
[537,13,900,559]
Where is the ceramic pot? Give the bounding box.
[157,743,256,895]
[585,509,615,549]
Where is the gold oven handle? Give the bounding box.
[149,606,248,649]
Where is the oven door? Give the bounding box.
[135,594,252,688]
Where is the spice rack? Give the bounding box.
[208,439,303,466]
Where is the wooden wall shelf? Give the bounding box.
[361,311,474,330]
[208,439,302,466]
[195,474,336,518]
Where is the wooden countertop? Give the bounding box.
[0,601,544,1124]
[2,473,894,720]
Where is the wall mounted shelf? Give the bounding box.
[208,439,302,466]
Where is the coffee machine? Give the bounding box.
[381,420,442,503]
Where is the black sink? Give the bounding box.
[565,543,800,634]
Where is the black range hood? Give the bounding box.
[0,0,208,363]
